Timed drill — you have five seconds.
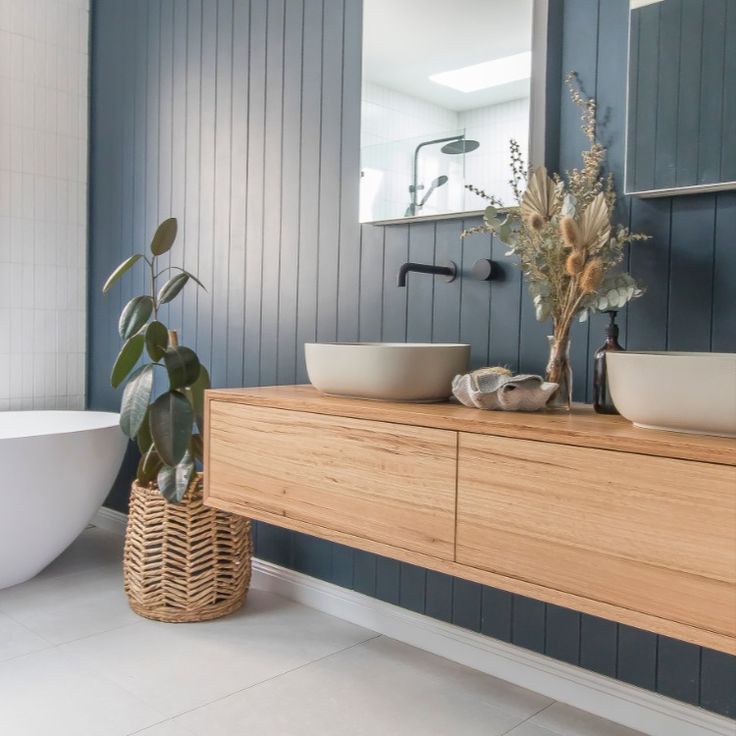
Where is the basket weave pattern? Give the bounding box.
[124,475,251,623]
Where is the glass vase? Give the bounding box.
[545,333,572,411]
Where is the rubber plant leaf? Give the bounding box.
[144,320,169,361]
[184,365,210,432]
[119,296,154,339]
[150,217,178,256]
[157,453,195,503]
[180,270,206,291]
[103,254,143,294]
[136,408,153,454]
[110,334,144,388]
[163,345,201,390]
[137,444,163,486]
[157,273,189,305]
[149,390,193,466]
[119,364,154,439]
[160,267,207,291]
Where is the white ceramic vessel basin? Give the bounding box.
[606,351,736,437]
[305,342,470,402]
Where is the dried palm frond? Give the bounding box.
[520,167,558,224]
[577,192,610,253]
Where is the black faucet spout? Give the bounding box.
[397,261,457,287]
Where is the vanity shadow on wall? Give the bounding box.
[89,0,736,720]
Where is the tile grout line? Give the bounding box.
[125,632,384,735]
[125,715,198,736]
[0,565,131,652]
[497,701,558,736]
[0,616,57,662]
[53,618,143,648]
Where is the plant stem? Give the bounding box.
[150,258,158,319]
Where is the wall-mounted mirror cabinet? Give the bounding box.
[626,0,736,197]
[360,0,546,224]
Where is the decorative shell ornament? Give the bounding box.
[452,367,558,412]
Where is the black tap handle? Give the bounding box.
[471,259,495,281]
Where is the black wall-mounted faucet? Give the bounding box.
[397,261,457,287]
[397,259,497,287]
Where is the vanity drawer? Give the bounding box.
[206,401,457,559]
[456,433,736,638]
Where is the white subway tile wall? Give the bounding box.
[0,0,89,411]
[459,97,530,208]
[360,82,529,221]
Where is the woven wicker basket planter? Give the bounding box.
[124,475,251,623]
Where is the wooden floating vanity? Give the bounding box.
[203,385,736,654]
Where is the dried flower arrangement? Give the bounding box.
[463,73,648,409]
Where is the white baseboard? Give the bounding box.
[93,508,734,736]
[93,506,128,534]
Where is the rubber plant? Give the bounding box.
[103,218,209,502]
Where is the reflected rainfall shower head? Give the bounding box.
[441,138,480,155]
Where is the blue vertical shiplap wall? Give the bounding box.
[88,0,736,718]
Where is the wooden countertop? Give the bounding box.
[206,385,736,467]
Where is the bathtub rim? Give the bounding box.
[0,410,122,441]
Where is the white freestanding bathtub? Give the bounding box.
[0,411,127,589]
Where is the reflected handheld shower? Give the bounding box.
[418,175,448,207]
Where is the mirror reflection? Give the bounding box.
[360,0,534,223]
[626,0,736,196]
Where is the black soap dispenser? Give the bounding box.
[593,311,624,415]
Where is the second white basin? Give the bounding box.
[305,342,470,402]
[606,351,736,437]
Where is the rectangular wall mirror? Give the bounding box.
[626,0,736,197]
[359,0,541,224]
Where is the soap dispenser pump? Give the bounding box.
[593,311,624,415]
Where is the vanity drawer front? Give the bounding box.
[456,433,736,638]
[206,401,457,559]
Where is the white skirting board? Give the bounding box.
[94,508,734,736]
[93,506,130,535]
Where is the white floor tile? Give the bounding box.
[504,720,568,736]
[130,720,197,736]
[36,525,125,580]
[172,636,549,736]
[530,701,646,736]
[0,611,50,661]
[0,648,164,736]
[364,637,554,719]
[0,565,138,644]
[61,587,377,720]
